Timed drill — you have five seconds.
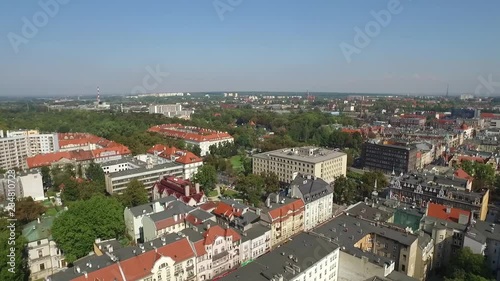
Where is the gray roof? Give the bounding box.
[106,162,182,178]
[466,220,500,244]
[127,196,177,217]
[253,146,346,163]
[417,232,432,250]
[239,223,270,242]
[220,232,339,281]
[313,214,418,266]
[289,174,332,203]
[220,198,248,210]
[148,201,195,223]
[346,202,393,222]
[189,209,215,222]
[421,215,467,232]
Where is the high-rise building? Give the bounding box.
[362,141,418,174]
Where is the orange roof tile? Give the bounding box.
[427,203,470,224]
[454,169,473,181]
[148,124,233,143]
[268,199,305,222]
[26,150,94,168]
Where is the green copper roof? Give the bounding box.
[22,212,63,242]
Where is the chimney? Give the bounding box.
[275,193,280,203]
[446,206,451,214]
[292,172,298,181]
[266,197,271,208]
[195,183,200,194]
[37,217,41,224]
[185,185,190,197]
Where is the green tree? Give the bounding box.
[15,197,47,225]
[236,174,265,207]
[461,161,496,190]
[85,162,105,184]
[41,166,51,186]
[52,195,125,263]
[0,219,29,281]
[444,247,493,281]
[63,163,76,177]
[60,179,80,203]
[119,179,149,207]
[262,171,280,194]
[193,164,217,193]
[360,171,388,198]
[76,163,83,178]
[333,175,358,204]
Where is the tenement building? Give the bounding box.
[387,173,489,220]
[288,174,333,230]
[252,146,347,184]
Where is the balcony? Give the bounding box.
[212,251,229,262]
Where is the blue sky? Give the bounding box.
[0,0,499,96]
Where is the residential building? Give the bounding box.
[124,196,178,243]
[146,144,203,179]
[47,235,197,281]
[420,214,468,269]
[252,146,347,184]
[149,103,193,119]
[464,220,500,276]
[362,141,418,174]
[259,193,305,248]
[0,134,29,170]
[183,223,241,280]
[23,216,66,281]
[104,160,183,195]
[288,174,333,230]
[0,130,60,170]
[314,214,422,279]
[0,170,45,201]
[387,173,489,220]
[237,223,271,265]
[152,176,207,206]
[141,200,196,242]
[148,124,234,156]
[220,232,340,281]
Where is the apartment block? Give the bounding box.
[252,146,347,184]
[289,174,333,230]
[149,103,193,119]
[220,232,340,281]
[104,160,183,195]
[314,214,426,279]
[260,193,305,248]
[0,134,29,170]
[0,170,45,201]
[362,141,418,174]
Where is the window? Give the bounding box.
[38,250,43,258]
[40,263,45,271]
[402,265,406,272]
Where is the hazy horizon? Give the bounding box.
[1,0,499,97]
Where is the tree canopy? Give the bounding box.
[444,247,494,281]
[118,179,149,208]
[15,197,47,225]
[193,164,217,193]
[332,175,358,205]
[461,161,496,190]
[0,219,28,281]
[51,195,125,263]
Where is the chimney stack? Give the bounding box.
[195,183,200,194]
[185,185,190,197]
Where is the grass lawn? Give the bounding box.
[230,156,243,171]
[45,207,58,216]
[222,189,243,199]
[207,190,219,197]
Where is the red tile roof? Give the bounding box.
[427,202,470,224]
[203,225,241,245]
[458,156,486,163]
[72,263,124,281]
[454,169,473,181]
[27,150,94,168]
[268,199,305,222]
[147,144,202,165]
[154,176,205,204]
[148,124,233,143]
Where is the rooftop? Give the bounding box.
[289,174,332,203]
[220,232,339,281]
[106,161,183,178]
[253,146,346,163]
[426,202,470,224]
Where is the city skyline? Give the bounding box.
[1,0,499,97]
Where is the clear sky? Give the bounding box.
[0,0,499,97]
